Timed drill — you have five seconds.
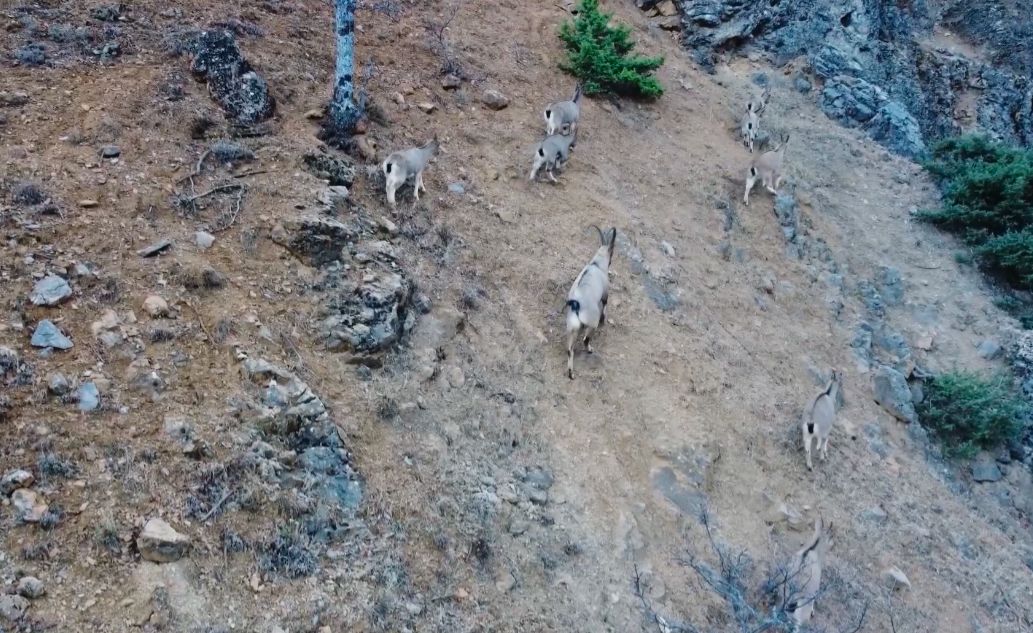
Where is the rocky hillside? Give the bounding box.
[2,1,1033,632]
[646,0,1033,155]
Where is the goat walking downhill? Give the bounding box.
[382,137,439,208]
[786,517,833,628]
[529,129,578,183]
[565,226,617,379]
[801,370,854,470]
[744,134,789,205]
[544,83,582,137]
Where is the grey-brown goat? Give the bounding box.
[786,517,833,628]
[743,134,789,205]
[529,129,578,183]
[382,137,439,208]
[565,226,617,379]
[802,370,854,470]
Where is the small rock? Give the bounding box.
[915,333,934,351]
[794,76,812,94]
[0,91,30,107]
[495,571,516,592]
[417,102,437,114]
[378,216,398,235]
[11,488,48,523]
[195,231,216,249]
[304,108,324,119]
[143,295,170,318]
[391,92,405,105]
[137,239,173,258]
[31,320,73,350]
[30,275,73,306]
[657,15,681,30]
[78,199,100,208]
[521,466,554,490]
[0,595,29,622]
[77,382,100,412]
[17,576,45,599]
[660,241,676,257]
[859,505,888,524]
[441,74,462,89]
[881,566,911,590]
[508,519,529,536]
[1,469,34,495]
[448,182,466,195]
[446,366,466,389]
[971,457,1003,483]
[872,365,916,423]
[527,487,548,505]
[137,518,191,563]
[481,89,510,110]
[47,372,71,395]
[976,339,1002,360]
[99,145,121,158]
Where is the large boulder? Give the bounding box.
[872,365,917,424]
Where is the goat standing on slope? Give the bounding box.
[565,226,617,379]
[382,137,439,208]
[786,517,834,628]
[744,134,789,205]
[802,370,855,470]
[544,83,582,137]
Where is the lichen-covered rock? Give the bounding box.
[191,30,275,125]
[318,267,413,359]
[271,215,358,268]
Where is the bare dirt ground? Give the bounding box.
[2,1,1033,632]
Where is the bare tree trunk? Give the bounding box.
[325,0,361,140]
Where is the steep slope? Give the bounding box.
[2,1,1032,632]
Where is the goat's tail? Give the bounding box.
[565,300,582,332]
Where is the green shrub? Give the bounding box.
[917,370,1027,458]
[919,135,1033,290]
[558,0,664,99]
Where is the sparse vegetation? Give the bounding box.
[259,526,320,578]
[920,136,1033,292]
[11,181,45,205]
[37,451,78,480]
[558,0,664,98]
[917,370,1027,458]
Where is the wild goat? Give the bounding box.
[565,226,617,379]
[802,370,855,470]
[786,517,833,628]
[529,128,578,183]
[382,137,439,208]
[740,87,771,152]
[741,109,760,153]
[743,134,789,206]
[747,86,771,116]
[544,83,582,137]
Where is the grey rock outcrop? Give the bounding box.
[670,0,1033,152]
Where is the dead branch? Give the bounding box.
[184,183,242,204]
[179,300,214,344]
[176,150,212,184]
[211,189,245,233]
